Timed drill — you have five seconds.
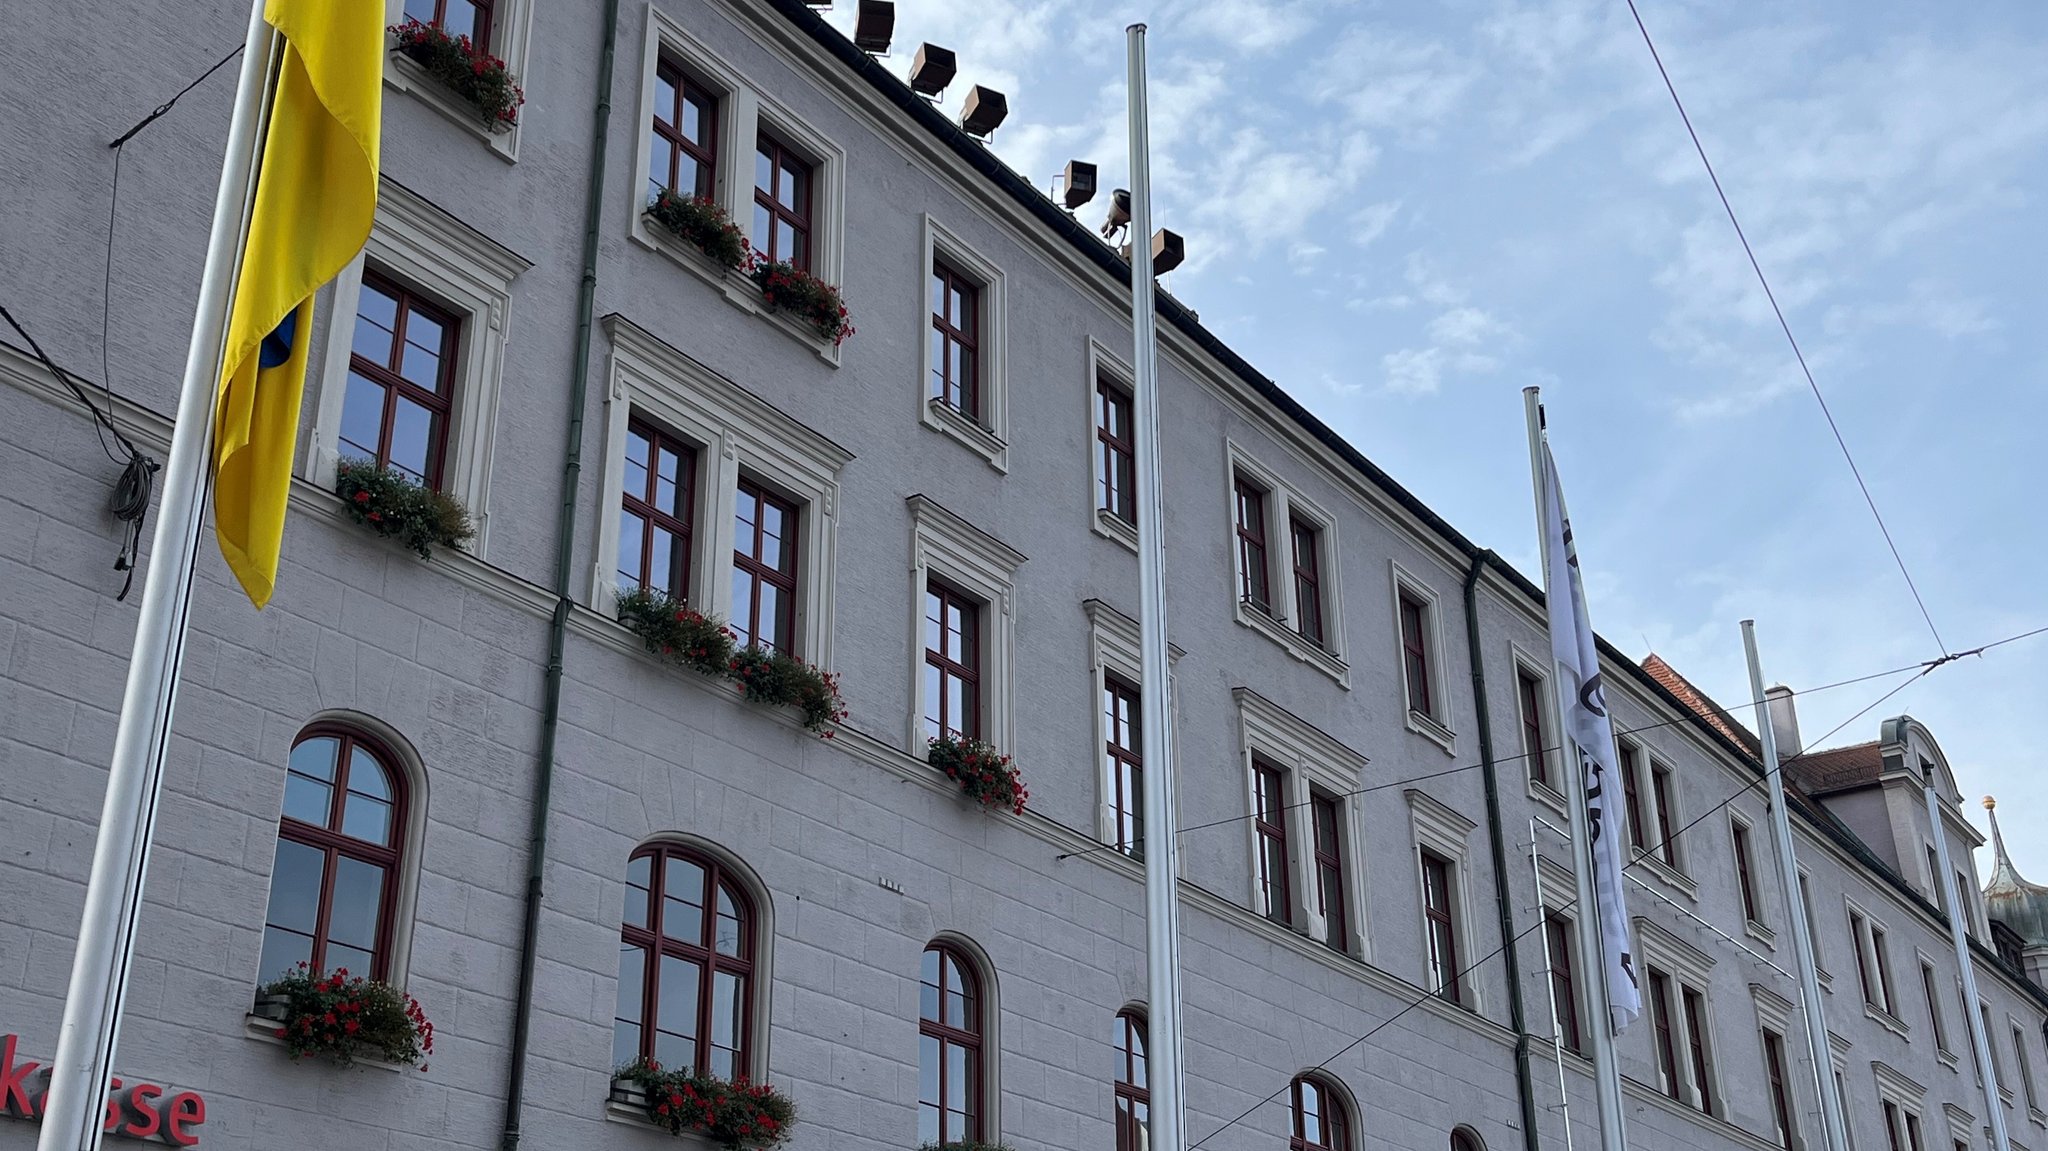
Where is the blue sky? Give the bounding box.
[826,0,2048,877]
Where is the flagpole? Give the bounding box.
[1740,622,1849,1151]
[1127,23,1187,1151]
[37,3,277,1148]
[1523,386,1629,1151]
[1925,771,2013,1151]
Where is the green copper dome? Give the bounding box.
[1982,799,2048,949]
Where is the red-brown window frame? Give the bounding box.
[732,478,798,653]
[1253,760,1292,926]
[753,134,812,270]
[1650,762,1679,866]
[1234,476,1272,611]
[403,0,493,50]
[1732,820,1761,924]
[1288,1075,1350,1151]
[1763,1028,1795,1149]
[930,259,981,419]
[925,580,982,741]
[1421,848,1461,1003]
[1311,791,1347,953]
[1544,911,1581,1053]
[1096,376,1135,525]
[1518,670,1549,786]
[1290,516,1325,647]
[1649,968,1681,1101]
[271,725,407,982]
[1105,676,1143,858]
[1399,591,1434,718]
[345,273,459,490]
[1681,985,1714,1114]
[619,418,695,597]
[617,844,755,1077]
[1113,1009,1148,1151]
[652,57,719,201]
[919,942,985,1144]
[1619,742,1647,851]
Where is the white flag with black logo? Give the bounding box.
[1541,442,1642,1034]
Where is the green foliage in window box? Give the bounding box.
[613,588,846,736]
[927,734,1028,813]
[646,189,751,271]
[390,18,525,129]
[614,586,738,677]
[612,1058,796,1147]
[750,259,855,347]
[335,457,474,559]
[255,963,434,1069]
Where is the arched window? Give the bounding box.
[1289,1076,1350,1151]
[259,727,407,983]
[919,942,985,1145]
[1451,1128,1485,1151]
[1114,1009,1150,1151]
[614,844,755,1079]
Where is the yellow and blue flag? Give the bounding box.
[215,0,383,608]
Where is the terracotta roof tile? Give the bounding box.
[1640,654,1759,755]
[1783,740,1884,795]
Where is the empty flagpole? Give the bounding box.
[1126,23,1188,1151]
[37,3,277,1148]
[1523,387,1629,1151]
[1741,622,1849,1151]
[1924,770,2013,1151]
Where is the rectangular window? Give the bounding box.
[731,479,798,652]
[1619,742,1647,851]
[1851,911,1877,1006]
[1837,1071,1856,1151]
[1871,926,1896,1014]
[752,134,812,270]
[1982,1004,2003,1081]
[403,0,493,49]
[1519,671,1549,786]
[1650,969,1682,1101]
[1234,477,1271,611]
[1956,871,1975,938]
[923,580,981,741]
[1290,518,1326,648]
[2014,1025,2039,1111]
[1763,1028,1795,1150]
[1883,1102,1903,1151]
[618,419,694,596]
[1928,844,1946,911]
[1800,872,1824,971]
[1904,1113,1925,1151]
[1311,791,1347,953]
[929,260,980,419]
[1682,986,1714,1114]
[1253,761,1292,925]
[1920,961,1949,1053]
[1544,912,1581,1053]
[1650,761,1679,866]
[1399,592,1434,718]
[1105,677,1143,858]
[1733,820,1762,925]
[650,57,718,203]
[1421,849,1461,1003]
[1095,377,1135,525]
[340,274,458,488]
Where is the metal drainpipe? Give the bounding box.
[500,0,620,1145]
[1465,549,1543,1151]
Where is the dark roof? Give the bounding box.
[1641,654,1759,755]
[1786,740,1885,796]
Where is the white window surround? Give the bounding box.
[381,0,533,163]
[1407,788,1478,1006]
[1846,898,1909,1035]
[1086,599,1183,861]
[906,495,1025,756]
[2008,1013,2044,1122]
[919,214,1010,471]
[1390,559,1453,753]
[628,7,849,367]
[1510,642,1566,814]
[1753,984,1804,1150]
[1533,853,1587,1049]
[1224,440,1349,687]
[629,834,777,1084]
[1234,688,1372,959]
[1087,337,1138,553]
[1621,747,1694,895]
[591,315,852,667]
[925,931,1004,1143]
[1637,918,1720,1113]
[1943,1102,1976,1150]
[305,177,530,559]
[1729,810,1777,947]
[1873,1059,1930,1115]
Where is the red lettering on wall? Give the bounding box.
[164,1092,204,1147]
[0,1036,38,1118]
[0,1034,207,1145]
[121,1083,163,1139]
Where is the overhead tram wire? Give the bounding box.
[1183,659,1942,1151]
[1622,0,1946,656]
[1055,622,2048,863]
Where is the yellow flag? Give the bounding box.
[215,0,383,608]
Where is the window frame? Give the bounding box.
[1918,956,1954,1060]
[1291,516,1327,648]
[1763,1027,1796,1150]
[262,724,410,985]
[1544,910,1583,1054]
[751,132,813,270]
[906,495,1023,756]
[1390,561,1455,752]
[1253,758,1295,927]
[1421,848,1463,1004]
[614,842,757,1078]
[1114,1009,1149,1151]
[307,180,529,556]
[1225,441,1351,683]
[1289,1075,1352,1151]
[401,0,494,47]
[1104,674,1144,858]
[1731,814,1767,932]
[338,271,460,490]
[1649,759,1681,868]
[918,938,997,1145]
[1234,473,1273,614]
[1310,789,1349,956]
[617,416,697,598]
[1087,599,1182,860]
[649,54,721,203]
[923,578,984,743]
[1237,688,1371,957]
[918,216,1011,468]
[382,0,532,160]
[919,941,987,1145]
[1096,373,1136,529]
[730,476,799,653]
[1518,667,1550,788]
[1637,918,1721,1114]
[1409,788,1478,1008]
[928,257,981,418]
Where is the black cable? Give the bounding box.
[1622,0,1946,656]
[106,45,244,150]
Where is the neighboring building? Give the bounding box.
[0,2,2043,1151]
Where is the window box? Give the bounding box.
[389,19,524,131]
[251,994,292,1023]
[644,190,750,272]
[928,734,1028,814]
[609,1059,795,1146]
[614,587,846,736]
[252,964,433,1070]
[335,457,474,558]
[750,259,854,347]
